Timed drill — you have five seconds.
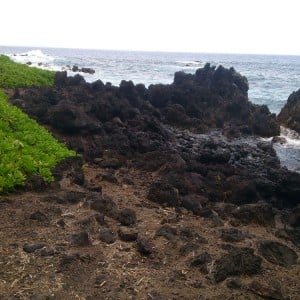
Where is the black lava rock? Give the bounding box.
[69,231,90,247]
[213,247,262,282]
[258,240,298,266]
[117,208,137,226]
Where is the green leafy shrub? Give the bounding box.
[0,55,55,88]
[0,87,75,193]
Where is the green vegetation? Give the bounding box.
[0,90,76,192]
[0,55,55,88]
[0,56,76,192]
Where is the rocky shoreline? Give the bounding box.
[1,65,300,299]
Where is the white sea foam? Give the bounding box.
[268,126,300,172]
[9,49,54,63]
[176,60,203,68]
[7,49,62,71]
[261,126,300,148]
[279,126,300,147]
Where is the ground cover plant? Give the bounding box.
[0,57,76,192]
[0,54,55,88]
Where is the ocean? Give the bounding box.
[1,45,300,171]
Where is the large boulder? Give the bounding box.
[48,101,100,133]
[278,89,300,133]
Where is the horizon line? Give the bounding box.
[1,44,300,57]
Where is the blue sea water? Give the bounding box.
[1,46,300,114]
[1,45,300,171]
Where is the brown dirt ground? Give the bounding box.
[0,164,300,300]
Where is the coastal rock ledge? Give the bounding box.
[278,88,300,134]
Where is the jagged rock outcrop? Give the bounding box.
[278,89,300,133]
[149,64,279,137]
[9,66,300,210]
[13,64,280,141]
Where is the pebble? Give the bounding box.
[23,243,46,253]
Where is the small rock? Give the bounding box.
[288,206,300,228]
[274,229,290,240]
[25,175,47,191]
[57,219,66,228]
[229,219,241,227]
[76,216,96,229]
[81,67,95,74]
[272,136,287,144]
[122,177,134,185]
[179,227,208,244]
[69,231,90,247]
[210,216,224,227]
[195,236,209,244]
[179,242,200,256]
[94,213,106,225]
[23,243,46,253]
[117,208,137,226]
[85,183,102,192]
[213,202,237,219]
[60,253,80,266]
[226,278,243,289]
[147,181,181,207]
[147,290,164,300]
[98,158,122,169]
[179,227,195,240]
[99,228,116,244]
[88,193,118,217]
[155,225,178,240]
[258,240,298,266]
[213,247,262,282]
[190,280,202,289]
[160,212,180,224]
[118,227,138,242]
[232,202,275,226]
[72,65,79,72]
[102,172,118,184]
[181,196,203,215]
[219,228,248,243]
[29,211,49,222]
[136,237,153,255]
[198,208,214,218]
[220,244,238,252]
[257,141,277,156]
[190,252,212,267]
[94,273,106,285]
[29,294,43,300]
[33,293,53,300]
[247,280,283,300]
[230,180,258,205]
[170,269,187,281]
[285,228,300,247]
[40,247,56,256]
[59,191,85,204]
[0,197,11,205]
